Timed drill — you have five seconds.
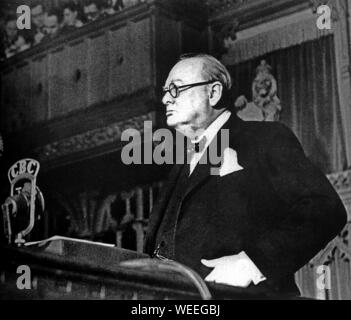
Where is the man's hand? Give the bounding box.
[34,31,45,44]
[201,251,265,287]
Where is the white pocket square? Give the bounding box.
[212,147,243,176]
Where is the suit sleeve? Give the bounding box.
[244,123,347,284]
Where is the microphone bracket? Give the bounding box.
[2,158,43,246]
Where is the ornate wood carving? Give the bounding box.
[309,223,351,267]
[53,191,117,239]
[51,181,162,252]
[309,0,330,14]
[209,0,309,27]
[207,0,249,14]
[295,169,351,299]
[295,220,351,299]
[221,19,240,44]
[35,112,154,161]
[235,60,282,122]
[211,18,240,55]
[309,0,340,21]
[327,170,351,191]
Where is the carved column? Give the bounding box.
[52,191,118,239]
[117,190,135,248]
[49,181,162,250]
[133,187,145,253]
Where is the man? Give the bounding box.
[3,16,18,58]
[31,3,46,44]
[101,0,124,15]
[43,9,61,39]
[14,30,32,53]
[61,1,83,34]
[144,53,347,296]
[84,1,102,22]
[31,3,45,29]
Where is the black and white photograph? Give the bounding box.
[0,0,350,306]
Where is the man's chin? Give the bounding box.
[166,116,179,128]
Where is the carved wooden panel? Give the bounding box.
[1,67,29,132]
[109,24,131,98]
[0,1,210,140]
[1,69,17,132]
[130,17,152,92]
[66,40,88,113]
[155,15,181,88]
[16,63,32,127]
[48,41,88,118]
[49,181,163,253]
[181,23,206,54]
[48,47,69,118]
[87,33,109,107]
[31,55,48,122]
[35,112,154,161]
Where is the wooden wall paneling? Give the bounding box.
[154,14,181,88]
[48,47,70,119]
[65,40,88,114]
[87,32,110,107]
[149,13,157,89]
[0,68,16,132]
[129,16,152,92]
[153,13,181,127]
[108,23,131,99]
[181,23,207,54]
[31,54,48,123]
[15,62,32,128]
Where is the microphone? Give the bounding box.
[2,159,45,245]
[3,182,32,217]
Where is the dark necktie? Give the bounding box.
[186,136,207,157]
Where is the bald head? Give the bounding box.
[179,54,232,98]
[162,54,230,138]
[168,57,204,86]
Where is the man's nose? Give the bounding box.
[162,91,174,106]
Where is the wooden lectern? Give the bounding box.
[0,237,303,300]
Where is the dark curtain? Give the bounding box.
[228,35,347,174]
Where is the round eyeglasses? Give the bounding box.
[162,80,216,98]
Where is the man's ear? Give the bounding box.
[208,82,223,107]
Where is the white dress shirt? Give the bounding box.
[189,110,231,175]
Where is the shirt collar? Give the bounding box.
[192,110,231,148]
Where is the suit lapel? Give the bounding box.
[145,113,245,253]
[144,163,183,252]
[183,113,244,201]
[183,148,211,201]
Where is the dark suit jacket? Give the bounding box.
[144,114,347,296]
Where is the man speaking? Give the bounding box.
[144,53,347,296]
